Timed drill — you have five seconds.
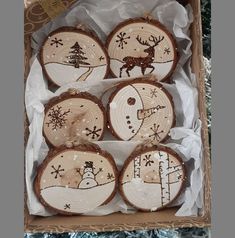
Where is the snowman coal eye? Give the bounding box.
[127,97,136,105]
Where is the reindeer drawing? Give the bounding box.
[119,35,165,77]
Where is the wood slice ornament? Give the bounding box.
[40,27,109,86]
[106,18,178,81]
[119,145,185,211]
[34,144,118,215]
[43,90,106,147]
[107,79,175,142]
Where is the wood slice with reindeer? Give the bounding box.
[43,90,106,147]
[119,145,185,211]
[107,79,176,143]
[106,18,178,81]
[40,27,109,87]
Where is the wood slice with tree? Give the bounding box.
[119,145,185,211]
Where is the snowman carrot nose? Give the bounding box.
[137,105,166,120]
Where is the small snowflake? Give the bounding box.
[64,204,71,210]
[99,56,105,61]
[150,88,158,98]
[46,106,70,130]
[164,47,171,55]
[51,165,65,179]
[50,37,63,47]
[107,173,115,180]
[149,124,164,141]
[143,154,154,167]
[85,126,102,139]
[116,32,131,49]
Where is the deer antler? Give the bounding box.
[149,35,165,47]
[136,35,151,46]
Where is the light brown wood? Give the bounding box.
[24,0,211,232]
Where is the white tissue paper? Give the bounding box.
[25,0,203,217]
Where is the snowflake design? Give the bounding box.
[150,88,158,98]
[99,56,105,61]
[116,32,131,49]
[46,106,70,130]
[107,173,114,180]
[164,47,171,55]
[143,154,154,167]
[50,37,63,47]
[85,126,102,139]
[51,165,65,179]
[64,204,71,210]
[149,124,164,141]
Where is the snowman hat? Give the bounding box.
[84,161,93,168]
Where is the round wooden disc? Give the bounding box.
[106,18,177,81]
[40,27,109,86]
[107,79,175,142]
[34,144,118,215]
[119,145,185,211]
[43,91,106,147]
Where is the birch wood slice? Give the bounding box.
[106,18,178,81]
[34,144,118,215]
[107,79,175,142]
[119,145,185,211]
[43,91,106,147]
[40,27,109,86]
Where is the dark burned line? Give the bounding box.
[41,179,115,191]
[44,61,107,68]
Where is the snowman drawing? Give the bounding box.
[78,161,102,189]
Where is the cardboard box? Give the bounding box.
[24,0,211,232]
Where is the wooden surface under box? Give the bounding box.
[24,0,211,233]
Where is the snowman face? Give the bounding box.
[109,85,144,140]
[84,168,93,173]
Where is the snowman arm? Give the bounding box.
[94,168,103,176]
[76,168,82,176]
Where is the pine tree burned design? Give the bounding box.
[66,42,90,68]
[51,165,65,179]
[46,105,71,130]
[116,32,131,49]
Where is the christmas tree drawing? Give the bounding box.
[66,42,90,68]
